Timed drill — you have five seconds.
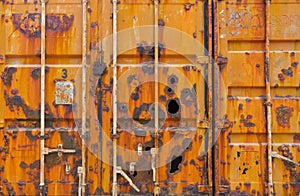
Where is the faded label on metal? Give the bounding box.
[55,81,74,105]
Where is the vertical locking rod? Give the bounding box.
[112,0,118,195]
[153,0,160,195]
[79,0,88,195]
[39,0,46,195]
[265,0,274,195]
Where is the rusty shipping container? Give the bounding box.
[0,0,299,195]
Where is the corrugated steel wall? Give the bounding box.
[0,0,299,195]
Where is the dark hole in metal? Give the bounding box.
[170,155,182,173]
[145,146,151,151]
[167,99,180,114]
[164,86,175,96]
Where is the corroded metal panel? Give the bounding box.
[216,0,300,195]
[1,0,299,195]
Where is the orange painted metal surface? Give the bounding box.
[0,0,299,195]
[215,0,300,195]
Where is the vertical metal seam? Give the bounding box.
[112,0,118,195]
[80,0,88,195]
[265,0,274,195]
[39,0,46,195]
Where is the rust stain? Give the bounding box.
[1,68,17,87]
[276,105,294,128]
[216,55,228,71]
[12,13,74,37]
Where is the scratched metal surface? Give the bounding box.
[0,0,299,195]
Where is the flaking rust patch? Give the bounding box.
[276,105,294,128]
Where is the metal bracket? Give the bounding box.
[151,148,156,182]
[271,152,300,166]
[116,166,140,192]
[42,144,76,157]
[129,162,136,175]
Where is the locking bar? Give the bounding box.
[153,1,160,195]
[116,167,140,192]
[42,144,76,156]
[265,0,274,195]
[79,0,88,195]
[112,0,119,195]
[271,152,300,166]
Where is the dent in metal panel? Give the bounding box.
[55,81,74,105]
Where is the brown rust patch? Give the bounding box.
[183,3,194,12]
[281,67,293,77]
[217,55,228,71]
[276,105,294,128]
[12,13,74,37]
[278,145,296,171]
[240,114,256,128]
[1,67,17,87]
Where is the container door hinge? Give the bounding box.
[116,166,140,192]
[42,144,76,157]
[271,152,300,166]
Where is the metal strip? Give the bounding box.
[112,0,118,195]
[79,0,87,195]
[39,0,46,195]
[6,64,83,68]
[228,96,300,100]
[117,64,195,68]
[265,0,274,195]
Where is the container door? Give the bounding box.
[0,0,85,195]
[215,0,300,195]
[89,0,213,195]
